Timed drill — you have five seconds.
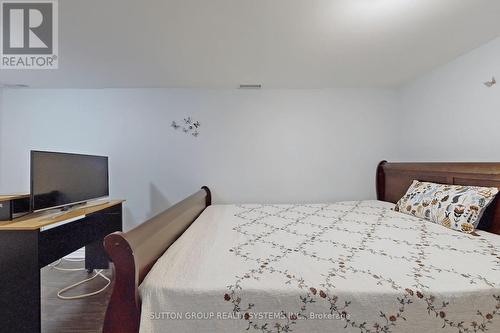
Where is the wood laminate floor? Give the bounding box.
[42,261,113,333]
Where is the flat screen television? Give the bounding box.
[30,151,109,212]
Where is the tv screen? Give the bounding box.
[31,151,109,211]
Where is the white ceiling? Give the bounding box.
[1,0,500,89]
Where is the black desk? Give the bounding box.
[0,200,124,333]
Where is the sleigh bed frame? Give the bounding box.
[103,162,500,333]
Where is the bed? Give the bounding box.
[103,162,500,333]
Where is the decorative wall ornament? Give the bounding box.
[171,117,201,137]
[483,76,496,88]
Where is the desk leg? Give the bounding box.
[0,230,41,333]
[85,239,110,272]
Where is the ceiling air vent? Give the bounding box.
[239,84,262,89]
[0,83,29,88]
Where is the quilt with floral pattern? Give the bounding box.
[139,201,500,333]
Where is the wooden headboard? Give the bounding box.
[376,161,500,235]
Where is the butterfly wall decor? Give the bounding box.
[484,77,496,88]
[171,117,201,137]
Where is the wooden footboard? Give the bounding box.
[102,187,211,333]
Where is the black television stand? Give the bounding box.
[0,199,124,333]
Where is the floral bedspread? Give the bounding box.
[139,201,500,333]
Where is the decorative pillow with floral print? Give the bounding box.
[394,180,498,233]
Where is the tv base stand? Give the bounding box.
[0,200,124,333]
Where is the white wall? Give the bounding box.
[397,37,500,161]
[0,88,398,228]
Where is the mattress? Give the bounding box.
[139,200,500,333]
